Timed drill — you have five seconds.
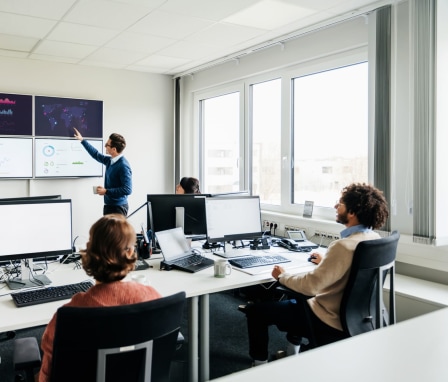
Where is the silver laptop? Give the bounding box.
[155,227,214,273]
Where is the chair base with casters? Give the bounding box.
[278,231,400,352]
[13,291,186,382]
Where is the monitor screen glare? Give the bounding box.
[205,196,262,243]
[0,200,72,261]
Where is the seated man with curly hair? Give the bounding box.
[244,183,389,366]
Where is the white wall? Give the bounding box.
[0,57,174,244]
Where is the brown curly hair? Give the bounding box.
[81,214,137,283]
[340,183,389,229]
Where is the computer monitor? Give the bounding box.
[205,196,262,244]
[0,199,73,289]
[209,190,250,197]
[0,195,61,202]
[146,194,208,238]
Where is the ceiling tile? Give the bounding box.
[105,31,176,54]
[128,10,214,40]
[81,46,150,66]
[159,0,261,21]
[187,22,266,47]
[134,54,191,69]
[33,40,98,59]
[224,0,316,30]
[0,13,56,38]
[28,53,80,64]
[0,33,39,52]
[0,49,29,59]
[46,22,119,46]
[0,0,77,19]
[64,0,153,29]
[157,40,221,60]
[0,0,377,75]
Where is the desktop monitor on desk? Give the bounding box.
[147,194,209,240]
[204,196,263,245]
[0,199,73,290]
[0,195,62,202]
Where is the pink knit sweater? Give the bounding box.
[38,281,162,382]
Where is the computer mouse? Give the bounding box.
[307,255,317,262]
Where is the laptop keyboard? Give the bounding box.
[175,254,207,267]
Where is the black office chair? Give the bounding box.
[279,231,400,350]
[13,291,186,382]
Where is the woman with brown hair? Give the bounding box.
[38,214,161,382]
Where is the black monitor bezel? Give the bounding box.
[146,194,209,235]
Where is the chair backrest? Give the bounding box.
[50,291,186,382]
[340,231,399,337]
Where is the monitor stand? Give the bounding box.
[175,206,185,232]
[6,259,52,291]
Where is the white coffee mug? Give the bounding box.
[214,259,232,278]
[92,186,98,194]
[131,273,148,285]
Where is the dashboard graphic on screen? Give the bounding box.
[0,137,33,178]
[0,93,32,136]
[35,138,103,178]
[35,96,103,138]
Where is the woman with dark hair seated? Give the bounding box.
[176,177,201,194]
[38,214,162,382]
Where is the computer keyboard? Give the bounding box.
[11,280,94,308]
[229,255,291,269]
[175,254,207,267]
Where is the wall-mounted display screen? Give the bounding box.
[0,137,33,178]
[0,93,32,136]
[35,138,103,178]
[35,96,103,138]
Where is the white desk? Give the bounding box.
[0,249,315,382]
[212,307,448,382]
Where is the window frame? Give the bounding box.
[194,48,370,223]
[194,83,246,194]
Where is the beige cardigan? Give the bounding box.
[278,231,380,331]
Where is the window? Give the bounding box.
[200,92,241,194]
[292,62,369,208]
[251,79,282,205]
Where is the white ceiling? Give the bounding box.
[0,0,383,76]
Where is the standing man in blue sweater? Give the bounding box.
[73,127,132,216]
